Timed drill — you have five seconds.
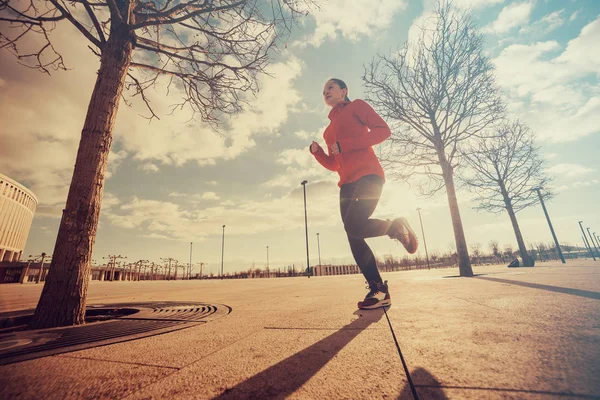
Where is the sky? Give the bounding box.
[1,0,599,275]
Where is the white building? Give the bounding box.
[0,173,38,262]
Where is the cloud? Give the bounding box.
[294,126,326,142]
[117,57,304,166]
[101,192,121,209]
[0,11,305,215]
[0,21,100,213]
[106,150,128,179]
[299,0,409,47]
[201,192,220,200]
[547,163,593,178]
[451,0,505,9]
[168,191,220,202]
[483,1,535,35]
[493,17,600,142]
[139,163,159,173]
[569,9,581,22]
[103,183,342,240]
[405,0,506,57]
[519,9,566,36]
[263,147,332,188]
[572,179,598,188]
[555,17,600,76]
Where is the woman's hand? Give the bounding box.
[310,141,321,153]
[330,142,341,155]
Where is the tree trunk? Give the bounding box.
[439,156,473,277]
[502,193,534,266]
[31,27,134,329]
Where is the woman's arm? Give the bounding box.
[336,99,391,152]
[310,142,340,171]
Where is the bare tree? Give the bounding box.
[562,243,573,258]
[489,240,500,262]
[461,121,552,266]
[1,0,313,328]
[503,244,513,259]
[363,1,504,277]
[470,243,481,264]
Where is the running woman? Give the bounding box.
[310,78,418,310]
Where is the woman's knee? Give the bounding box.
[344,219,364,238]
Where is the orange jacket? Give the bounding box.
[311,99,391,187]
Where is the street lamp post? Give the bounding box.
[103,254,126,281]
[20,258,33,284]
[416,208,430,270]
[221,225,225,279]
[578,221,596,261]
[160,257,177,280]
[534,188,565,264]
[266,246,269,271]
[29,253,49,284]
[316,233,321,267]
[586,227,600,258]
[301,180,310,278]
[36,253,47,283]
[581,235,592,259]
[138,260,148,281]
[190,242,193,280]
[198,262,205,279]
[586,227,600,257]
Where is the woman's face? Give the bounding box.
[323,80,347,107]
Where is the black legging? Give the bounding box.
[340,174,391,284]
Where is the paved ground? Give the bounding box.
[0,260,599,399]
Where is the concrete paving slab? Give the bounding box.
[58,310,299,368]
[0,261,598,399]
[123,310,408,400]
[0,353,175,399]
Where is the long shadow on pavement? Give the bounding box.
[474,276,600,300]
[412,384,598,399]
[213,309,384,399]
[398,368,448,400]
[401,369,596,399]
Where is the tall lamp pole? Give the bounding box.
[578,221,596,261]
[221,225,226,279]
[189,242,193,280]
[416,208,430,270]
[581,235,593,259]
[266,246,269,270]
[534,188,565,264]
[301,180,310,278]
[316,233,321,267]
[586,227,600,258]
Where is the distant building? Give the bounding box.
[0,173,38,262]
[313,264,360,276]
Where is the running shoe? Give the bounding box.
[358,280,391,310]
[388,217,418,254]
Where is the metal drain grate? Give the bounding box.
[121,304,222,322]
[0,302,231,365]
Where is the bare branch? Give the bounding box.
[461,120,553,215]
[105,0,124,24]
[81,0,106,43]
[2,0,314,122]
[47,0,102,47]
[363,1,504,196]
[126,73,160,121]
[129,0,248,30]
